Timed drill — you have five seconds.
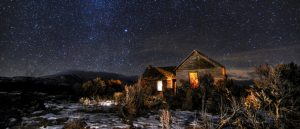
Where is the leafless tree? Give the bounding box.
[254,63,300,127]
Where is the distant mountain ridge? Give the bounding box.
[0,70,138,94]
[42,70,138,84]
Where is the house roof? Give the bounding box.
[175,50,224,70]
[142,66,176,80]
[142,50,225,79]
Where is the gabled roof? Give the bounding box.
[175,50,224,70]
[142,66,176,80]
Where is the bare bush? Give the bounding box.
[81,77,106,98]
[107,79,123,86]
[160,108,171,129]
[79,96,115,106]
[217,92,269,128]
[254,63,300,128]
[244,90,260,109]
[200,113,215,129]
[118,79,152,121]
[200,74,214,113]
[113,92,124,104]
[123,85,138,118]
[144,95,163,109]
[63,119,86,129]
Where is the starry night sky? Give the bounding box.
[0,0,299,77]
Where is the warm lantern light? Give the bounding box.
[157,80,163,91]
[222,68,226,76]
[189,72,199,88]
[166,79,172,88]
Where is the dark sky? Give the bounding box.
[0,0,299,77]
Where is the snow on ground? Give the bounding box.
[39,125,63,129]
[18,100,219,129]
[132,110,218,128]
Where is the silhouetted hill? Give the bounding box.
[0,70,138,95]
[43,70,138,84]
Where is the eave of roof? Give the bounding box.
[175,50,224,70]
[142,66,176,79]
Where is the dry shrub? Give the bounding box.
[254,63,300,128]
[79,96,115,107]
[113,92,124,103]
[187,112,214,129]
[185,126,204,129]
[215,78,272,129]
[79,97,90,105]
[160,109,171,129]
[108,79,123,86]
[244,91,260,109]
[118,80,151,120]
[81,77,106,97]
[201,114,215,129]
[63,119,86,129]
[217,96,245,129]
[217,96,269,129]
[182,88,193,110]
[123,85,138,117]
[144,95,163,109]
[173,74,215,111]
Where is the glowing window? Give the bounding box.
[157,80,163,91]
[189,72,199,88]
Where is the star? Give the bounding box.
[0,0,298,77]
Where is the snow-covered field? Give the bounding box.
[17,100,219,129]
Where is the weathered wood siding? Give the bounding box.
[176,52,224,87]
[142,79,170,94]
[176,68,224,87]
[177,52,215,70]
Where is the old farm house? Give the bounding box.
[141,50,226,93]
